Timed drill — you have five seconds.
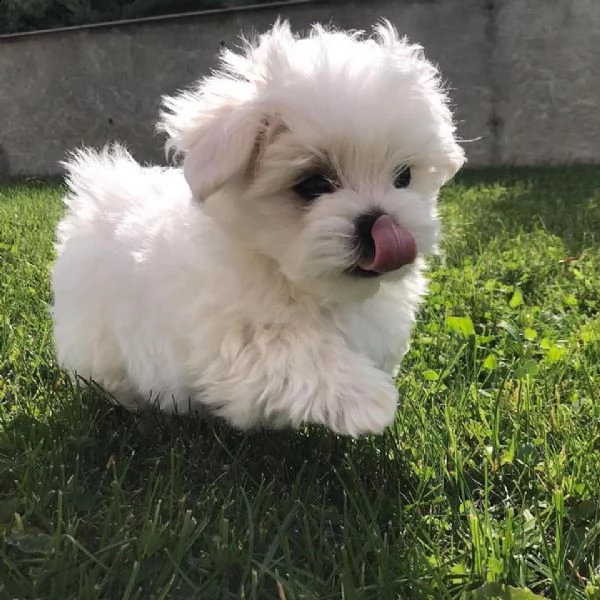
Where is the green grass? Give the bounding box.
[1,168,599,600]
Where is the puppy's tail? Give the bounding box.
[60,143,142,216]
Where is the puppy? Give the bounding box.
[51,20,464,436]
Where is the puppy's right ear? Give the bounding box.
[158,79,265,201]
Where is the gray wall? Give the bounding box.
[0,0,598,176]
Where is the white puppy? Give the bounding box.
[51,20,464,436]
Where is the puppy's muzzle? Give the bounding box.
[351,211,417,277]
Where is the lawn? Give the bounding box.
[0,167,599,600]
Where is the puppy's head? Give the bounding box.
[158,20,465,301]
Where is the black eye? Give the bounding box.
[393,166,411,189]
[293,174,337,201]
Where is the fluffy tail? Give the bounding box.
[61,143,142,216]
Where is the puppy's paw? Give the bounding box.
[332,374,398,437]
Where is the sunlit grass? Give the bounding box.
[0,168,599,599]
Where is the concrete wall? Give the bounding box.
[0,0,598,176]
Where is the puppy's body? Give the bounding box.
[52,22,464,436]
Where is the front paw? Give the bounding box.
[331,373,399,437]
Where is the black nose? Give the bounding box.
[354,210,384,262]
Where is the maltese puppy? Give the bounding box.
[51,20,464,436]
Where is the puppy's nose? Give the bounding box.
[354,211,417,273]
[354,211,383,263]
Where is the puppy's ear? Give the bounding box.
[373,20,466,184]
[158,80,267,200]
[438,141,466,184]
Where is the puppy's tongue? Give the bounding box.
[358,215,417,273]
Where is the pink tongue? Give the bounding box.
[358,215,417,273]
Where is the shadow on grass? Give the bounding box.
[453,166,600,254]
[1,386,430,597]
[1,381,418,515]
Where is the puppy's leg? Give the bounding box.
[195,325,399,437]
[294,340,400,437]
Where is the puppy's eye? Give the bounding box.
[293,174,336,201]
[393,166,411,189]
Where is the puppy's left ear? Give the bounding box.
[158,80,268,200]
[373,20,466,185]
[438,141,466,185]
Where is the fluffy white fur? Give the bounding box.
[51,20,464,436]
